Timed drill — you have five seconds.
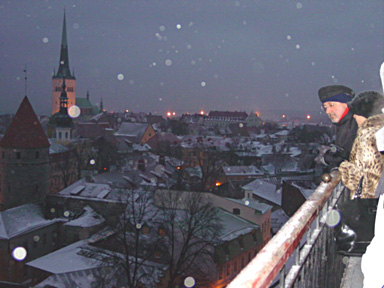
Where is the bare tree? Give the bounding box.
[155,190,223,288]
[89,188,167,288]
[186,145,225,191]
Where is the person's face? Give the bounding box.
[322,101,348,123]
[353,114,367,127]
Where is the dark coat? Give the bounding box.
[324,110,358,168]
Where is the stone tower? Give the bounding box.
[54,78,73,143]
[51,10,76,115]
[0,97,50,211]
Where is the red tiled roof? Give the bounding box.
[0,96,50,148]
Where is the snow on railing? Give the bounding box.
[227,171,346,288]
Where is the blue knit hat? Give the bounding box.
[318,85,355,103]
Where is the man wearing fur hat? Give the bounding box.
[339,91,384,198]
[317,85,358,168]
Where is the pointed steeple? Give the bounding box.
[86,90,90,101]
[0,97,50,149]
[54,10,75,79]
[100,98,104,112]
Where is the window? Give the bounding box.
[33,238,38,249]
[1,151,4,159]
[158,227,166,237]
[142,226,150,235]
[234,259,238,272]
[154,250,162,258]
[58,132,62,139]
[35,151,40,159]
[226,263,231,276]
[233,208,240,215]
[16,152,21,159]
[52,232,57,246]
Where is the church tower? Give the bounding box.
[0,97,50,211]
[52,10,76,115]
[54,78,73,143]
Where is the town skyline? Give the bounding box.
[1,1,383,118]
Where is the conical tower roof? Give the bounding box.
[0,96,50,149]
[53,10,75,80]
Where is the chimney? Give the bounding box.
[159,155,166,166]
[138,159,145,172]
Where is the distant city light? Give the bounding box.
[200,110,204,115]
[167,112,172,117]
[282,114,286,118]
[89,159,96,165]
[306,114,311,120]
[215,182,222,187]
[12,247,27,261]
[125,109,129,113]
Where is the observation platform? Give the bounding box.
[227,171,367,288]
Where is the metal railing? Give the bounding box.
[228,171,349,288]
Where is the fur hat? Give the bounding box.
[348,91,384,118]
[318,85,355,103]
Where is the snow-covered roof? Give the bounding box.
[58,180,115,200]
[270,208,290,234]
[217,208,259,242]
[290,183,315,199]
[27,240,106,274]
[29,239,168,288]
[49,141,68,154]
[115,122,148,137]
[64,206,105,228]
[225,197,272,214]
[222,166,263,176]
[242,179,281,206]
[0,204,57,239]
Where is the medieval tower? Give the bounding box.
[51,10,76,115]
[0,97,50,211]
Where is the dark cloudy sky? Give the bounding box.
[0,1,383,118]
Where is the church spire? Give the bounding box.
[54,9,74,79]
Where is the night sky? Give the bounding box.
[0,1,383,119]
